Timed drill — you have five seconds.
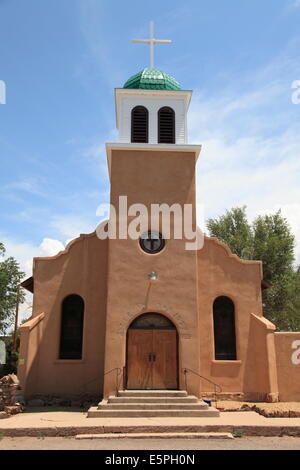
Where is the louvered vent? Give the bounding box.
[158,107,175,144]
[131,106,148,143]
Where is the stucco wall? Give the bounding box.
[18,233,108,398]
[103,148,201,397]
[17,141,300,403]
[197,237,272,400]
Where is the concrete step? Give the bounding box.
[87,390,219,419]
[76,432,234,440]
[87,407,220,418]
[117,390,188,398]
[98,401,209,411]
[108,396,199,404]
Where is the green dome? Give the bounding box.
[123,68,181,91]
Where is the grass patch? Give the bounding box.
[233,428,244,438]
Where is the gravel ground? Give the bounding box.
[217,401,300,415]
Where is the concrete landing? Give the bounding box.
[0,409,300,437]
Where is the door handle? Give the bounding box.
[148,353,156,362]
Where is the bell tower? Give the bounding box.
[115,69,191,145]
[103,23,202,397]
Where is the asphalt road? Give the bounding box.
[0,436,300,450]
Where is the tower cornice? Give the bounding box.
[105,142,202,180]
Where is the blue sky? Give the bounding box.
[1,0,300,301]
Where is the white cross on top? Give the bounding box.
[132,21,172,69]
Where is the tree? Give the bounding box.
[207,207,298,331]
[284,268,300,331]
[252,212,295,282]
[252,212,296,329]
[206,206,253,259]
[0,243,25,334]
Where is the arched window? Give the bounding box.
[129,313,176,330]
[213,296,237,360]
[131,106,148,143]
[158,107,175,144]
[59,295,84,360]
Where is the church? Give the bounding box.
[18,25,300,412]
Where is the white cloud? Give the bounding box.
[39,238,65,257]
[1,236,66,278]
[196,135,300,264]
[50,214,97,240]
[0,236,66,325]
[1,177,46,198]
[190,48,300,265]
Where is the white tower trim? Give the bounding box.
[115,88,192,145]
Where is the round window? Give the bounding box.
[140,231,165,254]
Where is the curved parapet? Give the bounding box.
[33,231,97,265]
[204,235,262,266]
[201,235,264,281]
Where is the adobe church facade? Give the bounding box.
[18,66,300,404]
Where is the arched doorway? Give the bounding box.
[126,313,178,390]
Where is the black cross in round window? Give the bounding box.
[140,231,165,254]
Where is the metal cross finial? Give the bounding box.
[132,21,172,68]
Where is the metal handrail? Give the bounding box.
[104,367,123,395]
[181,368,222,408]
[78,367,123,396]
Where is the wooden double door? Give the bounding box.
[126,329,178,390]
